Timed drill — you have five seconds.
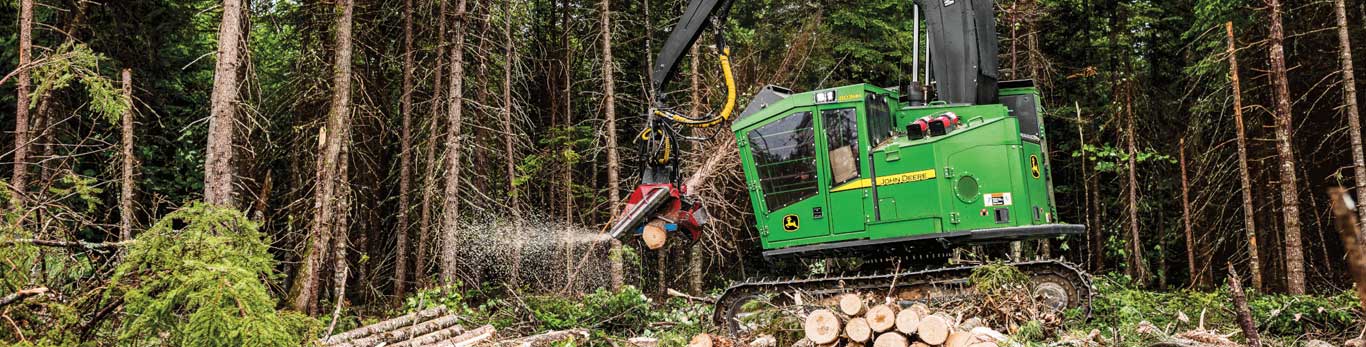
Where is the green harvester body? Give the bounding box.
[732,82,1073,259]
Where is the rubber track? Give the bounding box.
[712,260,1092,336]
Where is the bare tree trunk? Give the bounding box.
[10,0,32,211]
[1335,0,1366,230]
[1125,81,1147,284]
[1180,137,1197,287]
[120,69,136,242]
[1226,22,1262,291]
[503,0,518,214]
[205,0,245,206]
[440,0,469,285]
[562,4,574,226]
[601,0,620,212]
[295,0,356,314]
[395,0,415,301]
[1266,0,1306,294]
[1076,103,1099,271]
[418,0,449,290]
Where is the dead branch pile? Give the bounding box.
[319,307,590,347]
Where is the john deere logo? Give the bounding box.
[782,215,800,232]
[1030,155,1041,178]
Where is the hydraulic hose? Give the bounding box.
[651,47,737,129]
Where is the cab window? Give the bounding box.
[749,111,818,212]
[866,94,893,146]
[822,108,861,187]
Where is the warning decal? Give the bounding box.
[984,193,1013,207]
[1030,155,1041,178]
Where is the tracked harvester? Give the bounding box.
[609,0,1091,335]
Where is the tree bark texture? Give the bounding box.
[1179,138,1197,286]
[1334,0,1366,230]
[120,69,136,242]
[503,0,518,213]
[1266,0,1306,294]
[440,0,469,285]
[205,0,245,206]
[395,0,415,300]
[11,0,33,210]
[418,0,449,289]
[1125,81,1147,283]
[601,0,620,211]
[1226,22,1262,291]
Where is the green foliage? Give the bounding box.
[1249,291,1360,337]
[521,286,652,333]
[969,263,1030,296]
[29,42,130,123]
[46,174,104,214]
[110,203,318,347]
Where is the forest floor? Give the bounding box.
[328,271,1364,347]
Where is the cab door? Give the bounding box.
[819,107,868,234]
[746,108,830,242]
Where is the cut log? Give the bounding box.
[866,304,900,333]
[910,342,931,347]
[436,325,496,347]
[397,324,466,347]
[643,220,668,250]
[968,327,1009,344]
[909,303,931,317]
[320,307,450,345]
[894,308,920,335]
[967,343,999,347]
[803,309,844,344]
[945,331,976,347]
[750,335,778,347]
[688,333,738,347]
[872,332,910,347]
[493,329,590,346]
[959,317,984,331]
[918,314,951,345]
[332,314,463,347]
[629,337,660,347]
[845,317,874,343]
[839,293,867,316]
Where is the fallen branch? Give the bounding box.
[0,287,48,309]
[668,288,716,303]
[0,239,135,250]
[493,328,590,346]
[1226,262,1261,347]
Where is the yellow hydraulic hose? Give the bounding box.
[652,47,737,129]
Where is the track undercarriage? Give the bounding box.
[712,259,1091,337]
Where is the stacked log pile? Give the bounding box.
[319,307,589,347]
[797,294,1010,347]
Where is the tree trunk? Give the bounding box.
[1179,137,1197,286]
[503,0,518,214]
[1076,103,1099,271]
[395,0,415,301]
[120,69,136,242]
[440,0,470,285]
[1329,188,1366,311]
[295,0,356,314]
[1335,0,1366,230]
[601,0,620,212]
[1125,80,1147,284]
[10,0,33,211]
[205,0,245,206]
[562,3,575,226]
[1226,22,1262,291]
[1227,262,1262,346]
[1266,0,1306,294]
[418,0,449,290]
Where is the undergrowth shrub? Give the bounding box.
[108,203,317,346]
